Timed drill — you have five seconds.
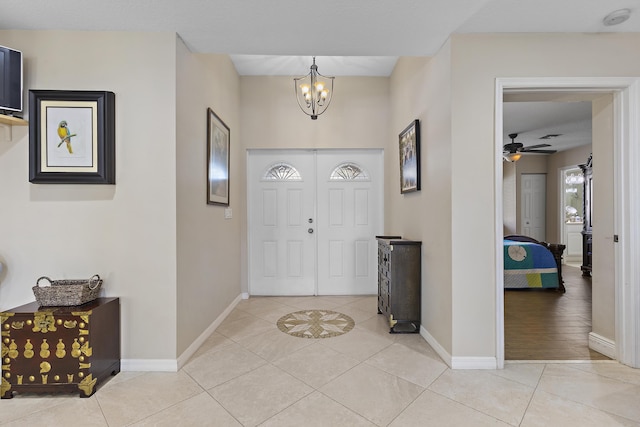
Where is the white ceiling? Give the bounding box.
[1,0,638,76]
[503,101,592,153]
[1,0,633,149]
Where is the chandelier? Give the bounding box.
[294,57,334,120]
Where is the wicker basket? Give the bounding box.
[32,274,102,307]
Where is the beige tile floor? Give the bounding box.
[2,295,640,426]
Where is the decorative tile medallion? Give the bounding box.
[277,310,355,339]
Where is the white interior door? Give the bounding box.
[316,150,383,295]
[248,150,316,295]
[248,149,383,296]
[521,173,546,241]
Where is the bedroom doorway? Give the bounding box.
[503,98,600,362]
[495,77,640,370]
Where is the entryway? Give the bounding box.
[247,149,383,296]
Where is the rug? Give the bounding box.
[276,310,355,339]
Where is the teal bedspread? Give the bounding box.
[504,240,559,289]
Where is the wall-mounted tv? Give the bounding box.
[0,45,23,113]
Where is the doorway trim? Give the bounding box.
[495,77,640,369]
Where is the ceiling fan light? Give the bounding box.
[504,152,522,162]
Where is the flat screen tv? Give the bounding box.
[0,45,23,113]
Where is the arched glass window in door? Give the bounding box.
[262,162,302,181]
[329,162,369,181]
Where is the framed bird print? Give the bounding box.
[207,107,230,206]
[29,90,115,184]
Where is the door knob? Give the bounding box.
[308,228,314,234]
[308,218,313,223]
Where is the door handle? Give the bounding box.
[308,228,314,234]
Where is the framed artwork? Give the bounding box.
[207,108,230,206]
[29,90,115,184]
[399,119,421,193]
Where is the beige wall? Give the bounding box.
[176,42,241,355]
[448,33,640,358]
[389,47,453,353]
[0,30,178,361]
[240,76,389,150]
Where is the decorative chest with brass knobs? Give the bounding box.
[1,297,120,398]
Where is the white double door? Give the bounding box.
[248,149,383,295]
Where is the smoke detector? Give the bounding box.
[603,9,631,26]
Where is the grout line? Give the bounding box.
[205,388,245,426]
[514,363,546,427]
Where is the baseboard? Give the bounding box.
[451,357,497,369]
[121,359,178,372]
[176,293,243,370]
[121,293,243,372]
[420,325,452,368]
[589,332,616,359]
[419,325,497,369]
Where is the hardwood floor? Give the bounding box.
[505,265,611,361]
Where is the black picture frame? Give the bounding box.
[207,108,230,206]
[29,90,115,184]
[399,119,420,193]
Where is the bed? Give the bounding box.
[504,235,566,293]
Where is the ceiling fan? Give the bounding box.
[503,133,557,162]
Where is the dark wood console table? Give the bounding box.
[376,236,422,333]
